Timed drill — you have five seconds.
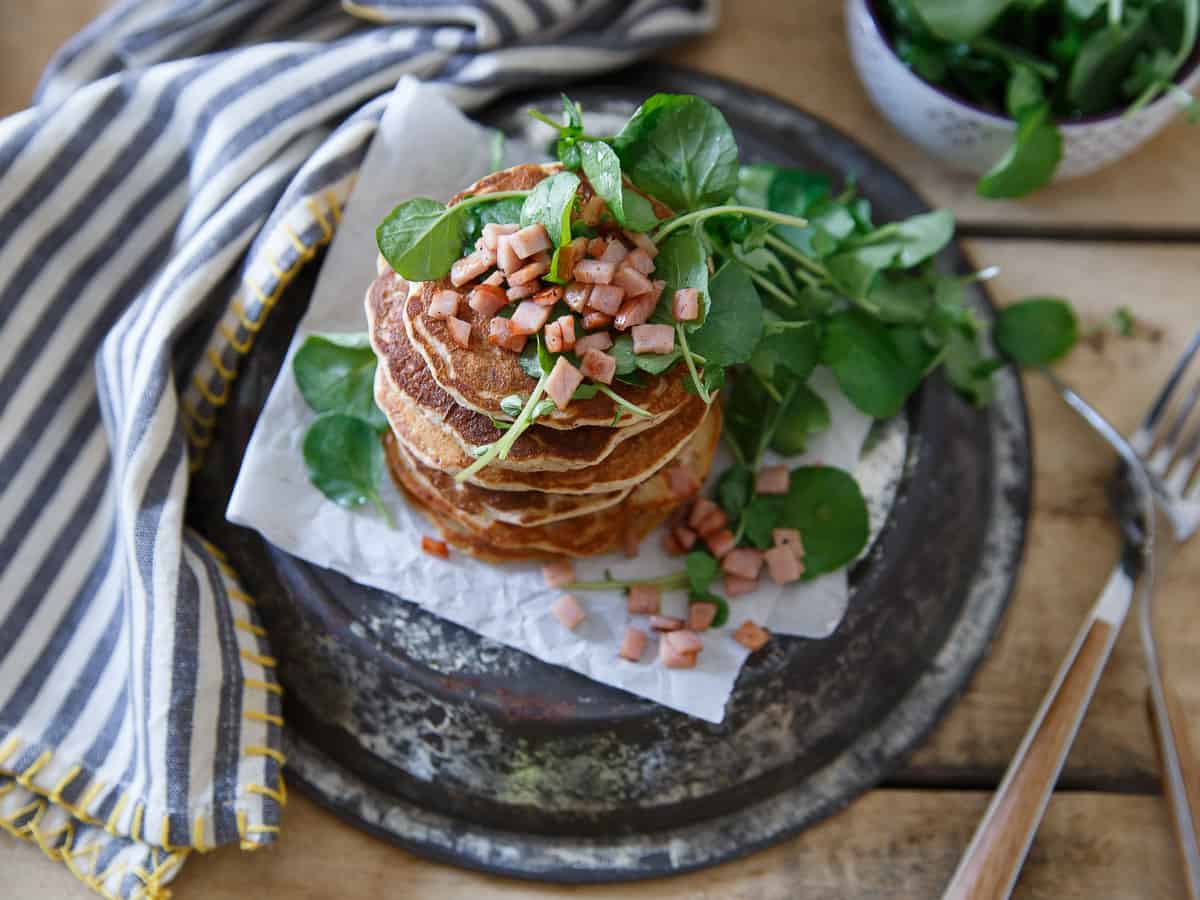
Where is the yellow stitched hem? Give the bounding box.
[104,792,130,835]
[245,745,286,766]
[181,395,215,428]
[228,589,256,607]
[244,678,283,696]
[240,650,277,668]
[0,735,20,766]
[244,711,284,728]
[218,321,254,354]
[234,618,267,638]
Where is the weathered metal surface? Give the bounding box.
[190,65,1031,882]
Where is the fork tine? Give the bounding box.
[1132,326,1200,455]
[1148,376,1200,478]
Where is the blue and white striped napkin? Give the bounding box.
[0,2,715,896]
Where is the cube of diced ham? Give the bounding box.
[532,285,563,307]
[552,594,586,630]
[764,544,805,585]
[665,629,704,655]
[688,498,725,534]
[673,525,697,551]
[554,237,589,282]
[487,317,527,353]
[468,283,508,317]
[507,282,537,301]
[649,615,684,632]
[582,310,614,331]
[614,265,653,298]
[660,640,699,669]
[543,320,565,353]
[586,236,607,258]
[722,548,764,581]
[542,559,575,588]
[665,464,699,499]
[599,238,629,264]
[446,316,471,349]
[581,194,607,227]
[618,627,647,662]
[724,575,758,597]
[627,584,660,615]
[510,300,551,336]
[624,247,655,275]
[663,531,684,556]
[555,316,575,350]
[421,536,449,559]
[733,620,770,652]
[496,234,521,274]
[613,293,657,331]
[632,323,674,355]
[773,528,805,560]
[483,222,519,251]
[756,465,790,495]
[483,270,505,287]
[564,281,592,312]
[573,259,616,284]
[580,348,616,385]
[673,287,699,321]
[688,603,718,632]
[706,529,737,559]
[428,289,459,320]
[574,331,613,354]
[545,356,583,410]
[451,248,496,287]
[625,230,658,257]
[509,254,551,286]
[510,223,552,259]
[586,283,625,315]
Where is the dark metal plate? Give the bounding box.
[190,64,1031,883]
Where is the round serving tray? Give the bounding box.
[192,64,1031,884]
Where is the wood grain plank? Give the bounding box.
[0,1,109,113]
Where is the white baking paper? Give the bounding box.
[227,77,873,723]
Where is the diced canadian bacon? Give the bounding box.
[665,465,699,499]
[553,594,586,630]
[555,315,576,350]
[625,230,658,257]
[659,635,698,669]
[581,194,607,227]
[665,629,703,655]
[509,254,551,286]
[542,559,575,588]
[733,620,770,652]
[555,236,589,282]
[663,532,684,556]
[706,529,737,559]
[543,320,564,353]
[673,287,699,322]
[722,548,764,581]
[756,465,790,495]
[451,247,496,287]
[546,356,584,410]
[580,348,616,385]
[631,323,674,355]
[627,584,660,615]
[582,310,613,331]
[614,265,653,298]
[773,528,805,560]
[496,234,521,274]
[688,603,718,632]
[428,289,459,320]
[586,283,625,316]
[724,575,757,597]
[618,627,647,662]
[468,284,508,317]
[504,332,528,353]
[574,331,612,354]
[487,317,527,353]
[510,300,551,336]
[507,282,537,301]
[475,237,488,253]
[688,498,724,533]
[564,281,592,312]
[483,270,505,287]
[421,536,449,559]
[446,316,471,349]
[586,236,608,258]
[624,247,655,275]
[600,238,629,265]
[483,222,519,251]
[573,259,616,284]
[613,293,657,331]
[673,525,697,551]
[764,544,805,585]
[649,615,684,632]
[532,284,564,307]
[510,223,552,259]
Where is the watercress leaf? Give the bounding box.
[577,141,661,231]
[499,394,525,418]
[909,0,1014,43]
[461,196,525,256]
[826,252,882,301]
[557,137,582,171]
[377,197,467,281]
[654,231,710,326]
[561,92,583,132]
[736,163,778,208]
[636,348,682,375]
[1066,0,1106,18]
[750,321,820,385]
[609,335,638,376]
[687,262,763,367]
[742,495,785,549]
[770,384,832,456]
[716,464,754,519]
[689,591,730,628]
[844,209,955,270]
[621,187,660,232]
[612,93,739,211]
[778,466,869,577]
[302,413,387,516]
[572,383,601,400]
[868,274,934,324]
[1067,7,1152,114]
[942,327,997,406]
[977,103,1062,198]
[994,296,1078,364]
[821,309,921,418]
[1006,64,1045,119]
[518,342,543,379]
[725,373,773,461]
[685,550,720,595]
[521,171,580,248]
[536,333,555,374]
[293,334,387,432]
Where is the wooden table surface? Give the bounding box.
[3,2,1199,898]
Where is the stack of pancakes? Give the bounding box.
[365,169,721,563]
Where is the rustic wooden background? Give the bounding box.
[3,1,1198,897]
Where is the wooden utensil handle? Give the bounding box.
[942,616,1120,900]
[1148,683,1200,899]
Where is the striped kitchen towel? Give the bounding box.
[0,1,716,897]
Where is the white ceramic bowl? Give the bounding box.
[846,0,1200,180]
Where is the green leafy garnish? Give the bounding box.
[821,309,921,419]
[578,140,659,231]
[293,333,387,432]
[521,171,579,249]
[653,231,710,326]
[302,413,394,527]
[994,297,1079,364]
[777,467,869,578]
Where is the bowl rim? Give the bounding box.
[859,0,1200,129]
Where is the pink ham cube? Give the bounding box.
[705,529,737,559]
[573,259,616,284]
[542,559,575,588]
[580,349,616,385]
[510,300,551,336]
[483,222,518,251]
[631,324,674,355]
[724,575,757,597]
[446,316,471,349]
[649,615,684,632]
[581,195,607,227]
[733,620,770,652]
[543,320,565,353]
[468,284,508,317]
[552,594,586,630]
[665,464,699,499]
[673,525,697,551]
[627,584,660,615]
[582,310,613,331]
[509,223,552,259]
[722,548,764,581]
[688,498,727,536]
[756,465,790,495]
[625,230,658,257]
[613,293,657,331]
[483,270,505,287]
[586,283,625,316]
[554,237,588,282]
[564,281,592,312]
[587,236,607,258]
[428,289,459,320]
[618,627,647,662]
[665,629,703,655]
[451,248,495,287]
[532,285,563,307]
[508,254,551,286]
[496,234,521,274]
[555,316,576,350]
[487,317,527,353]
[773,528,805,560]
[507,282,537,301]
[673,288,699,322]
[613,265,653,298]
[545,356,583,410]
[764,544,805,585]
[624,247,655,275]
[599,238,629,264]
[574,331,613,355]
[688,603,718,632]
